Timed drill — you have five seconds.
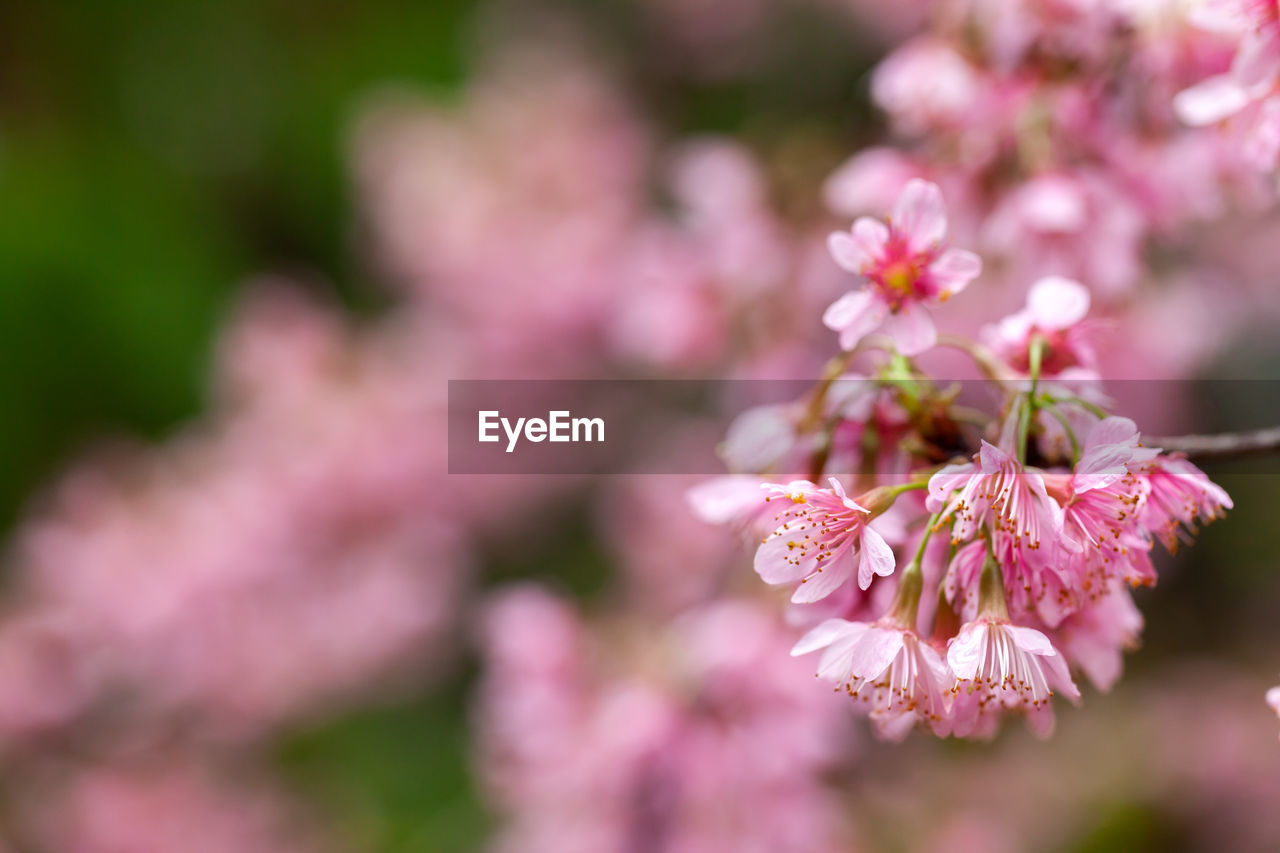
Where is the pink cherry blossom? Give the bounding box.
[1139,454,1235,551]
[986,276,1099,376]
[928,441,1061,549]
[792,617,952,740]
[476,589,855,853]
[33,756,327,853]
[1046,418,1162,593]
[755,479,896,603]
[947,617,1080,737]
[1053,580,1144,693]
[1176,0,1280,169]
[824,179,982,355]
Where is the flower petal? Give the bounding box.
[847,625,906,680]
[823,290,888,351]
[856,526,896,590]
[928,248,982,296]
[1074,416,1150,492]
[684,476,766,525]
[892,178,947,252]
[1026,276,1090,330]
[926,462,975,511]
[1025,704,1057,739]
[828,218,889,272]
[815,625,869,681]
[946,621,987,681]
[791,618,858,656]
[882,303,937,356]
[1037,644,1082,703]
[1174,75,1250,125]
[1233,29,1280,92]
[790,553,854,603]
[1006,624,1058,657]
[754,530,819,585]
[722,404,797,473]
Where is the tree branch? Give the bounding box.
[1147,427,1280,462]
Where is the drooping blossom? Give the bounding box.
[824,179,982,355]
[1140,454,1235,551]
[792,614,952,740]
[928,440,1061,550]
[1049,417,1162,595]
[755,479,896,602]
[947,616,1081,738]
[1052,580,1144,693]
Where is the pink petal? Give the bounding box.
[1074,416,1143,492]
[946,621,988,680]
[815,626,869,681]
[926,462,975,511]
[1065,632,1123,693]
[1026,275,1089,330]
[1233,30,1280,91]
[922,641,953,685]
[823,290,888,351]
[977,439,1015,473]
[754,531,819,585]
[871,709,920,742]
[1006,624,1058,657]
[791,618,858,656]
[882,303,937,356]
[1019,174,1087,233]
[684,476,767,524]
[1267,685,1280,714]
[823,147,919,218]
[790,553,854,603]
[828,218,889,272]
[847,625,905,680]
[856,526,896,590]
[1026,704,1057,739]
[928,249,982,296]
[892,178,947,252]
[1038,645,1082,703]
[1188,0,1254,34]
[722,404,796,472]
[1174,75,1251,125]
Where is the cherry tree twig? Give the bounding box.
[1148,427,1280,462]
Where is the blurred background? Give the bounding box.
[3,1,1280,851]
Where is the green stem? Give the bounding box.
[1015,395,1032,465]
[888,559,924,628]
[912,511,941,565]
[885,480,929,499]
[934,333,1016,382]
[1056,394,1109,420]
[1028,333,1046,399]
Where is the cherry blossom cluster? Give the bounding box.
[476,589,856,852]
[697,179,1233,740]
[1177,0,1280,170]
[826,0,1273,298]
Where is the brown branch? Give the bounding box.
[1147,427,1280,462]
